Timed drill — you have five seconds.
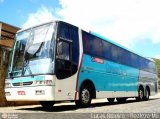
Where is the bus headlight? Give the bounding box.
[5,83,11,88]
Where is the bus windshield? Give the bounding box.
[8,22,56,78]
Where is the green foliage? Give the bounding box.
[153,58,160,79]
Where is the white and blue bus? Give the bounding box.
[5,21,158,108]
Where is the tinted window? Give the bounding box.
[58,23,69,39]
[82,30,156,74]
[102,40,112,60]
[82,31,91,54]
[139,57,144,70]
[103,40,131,64]
[118,48,131,66]
[70,26,79,65]
[90,35,103,57]
[150,62,157,73]
[57,22,79,79]
[110,45,118,62]
[58,23,79,65]
[82,31,103,58]
[130,53,139,68]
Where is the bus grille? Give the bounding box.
[12,81,33,86]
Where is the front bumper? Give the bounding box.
[5,86,55,101]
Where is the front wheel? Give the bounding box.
[40,101,55,109]
[75,85,92,107]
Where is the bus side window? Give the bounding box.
[91,36,103,58]
[102,41,112,60]
[82,31,91,54]
[110,45,118,62]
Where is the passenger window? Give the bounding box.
[82,31,91,54]
[91,36,103,58]
[102,41,112,60]
[82,31,103,58]
[110,45,118,62]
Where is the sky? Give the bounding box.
[0,0,160,59]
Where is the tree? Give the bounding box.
[153,58,160,79]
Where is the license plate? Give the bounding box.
[17,91,25,95]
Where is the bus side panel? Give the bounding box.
[139,70,158,96]
[78,54,112,90]
[121,65,139,97]
[78,54,139,99]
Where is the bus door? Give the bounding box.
[54,22,80,100]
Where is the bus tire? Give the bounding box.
[76,84,92,107]
[40,101,55,109]
[116,98,127,103]
[136,87,144,101]
[107,98,115,103]
[144,87,150,101]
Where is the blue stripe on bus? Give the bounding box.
[78,54,139,92]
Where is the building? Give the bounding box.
[0,21,20,106]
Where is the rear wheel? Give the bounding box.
[144,88,150,101]
[107,98,115,103]
[75,84,92,107]
[116,98,127,103]
[136,87,144,101]
[40,101,55,109]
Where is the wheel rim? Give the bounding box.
[139,89,143,100]
[81,89,90,104]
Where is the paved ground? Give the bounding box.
[0,93,160,119]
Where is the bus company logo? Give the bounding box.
[91,57,104,64]
[1,113,8,119]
